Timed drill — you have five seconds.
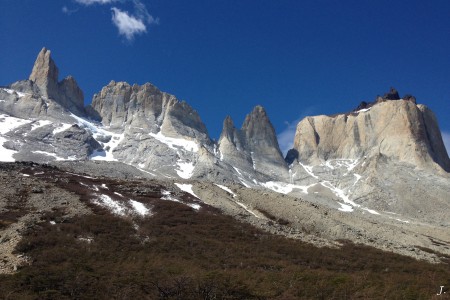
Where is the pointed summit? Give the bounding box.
[29,47,59,98]
[241,105,281,152]
[218,105,288,179]
[27,47,85,115]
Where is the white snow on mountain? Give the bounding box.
[149,131,199,153]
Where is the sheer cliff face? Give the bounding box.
[293,99,450,172]
[90,81,210,143]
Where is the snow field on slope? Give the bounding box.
[0,114,32,161]
[297,159,382,216]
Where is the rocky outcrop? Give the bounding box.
[0,48,85,119]
[292,94,450,172]
[383,87,400,100]
[29,47,59,99]
[28,47,85,115]
[218,106,288,179]
[89,81,210,144]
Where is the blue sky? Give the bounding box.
[1,0,450,155]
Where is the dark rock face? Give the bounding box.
[353,101,369,112]
[383,87,400,100]
[58,76,85,115]
[403,94,417,104]
[354,89,416,112]
[285,149,299,165]
[53,125,102,158]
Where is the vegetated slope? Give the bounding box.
[0,163,449,299]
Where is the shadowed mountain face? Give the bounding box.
[1,49,450,267]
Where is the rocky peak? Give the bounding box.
[90,80,210,143]
[294,95,450,172]
[383,87,400,100]
[354,88,416,112]
[218,105,288,179]
[29,47,59,99]
[218,115,246,150]
[241,105,280,149]
[220,116,236,141]
[26,47,85,115]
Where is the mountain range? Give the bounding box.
[1,48,449,271]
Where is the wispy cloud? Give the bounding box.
[277,108,315,156]
[442,131,450,156]
[62,6,78,15]
[69,0,158,41]
[278,118,300,156]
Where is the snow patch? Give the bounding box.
[90,132,125,161]
[215,184,237,198]
[149,131,198,152]
[175,183,199,199]
[262,181,313,195]
[0,136,17,162]
[93,194,126,216]
[395,218,410,223]
[68,113,124,161]
[299,162,318,179]
[355,107,371,113]
[235,201,260,218]
[338,203,354,212]
[176,160,195,179]
[30,120,53,132]
[130,200,150,216]
[2,88,27,97]
[362,208,380,215]
[0,114,31,134]
[32,150,77,161]
[161,191,200,210]
[323,159,360,173]
[52,123,73,134]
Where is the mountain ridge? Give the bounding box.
[1,48,449,264]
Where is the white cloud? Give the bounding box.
[111,7,147,41]
[69,0,158,41]
[442,131,450,157]
[75,0,118,5]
